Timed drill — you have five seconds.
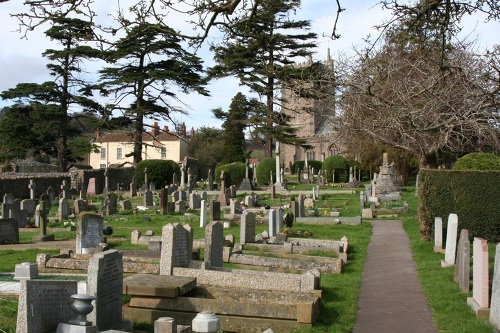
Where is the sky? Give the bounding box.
[0,1,499,131]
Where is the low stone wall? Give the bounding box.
[0,173,71,199]
[295,216,361,225]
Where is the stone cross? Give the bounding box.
[180,164,186,189]
[144,167,148,188]
[29,179,36,200]
[104,168,109,189]
[61,180,68,199]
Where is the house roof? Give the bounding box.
[95,131,183,143]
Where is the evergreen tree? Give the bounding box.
[209,0,317,157]
[97,21,209,164]
[213,92,251,163]
[1,17,100,170]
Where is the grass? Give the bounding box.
[400,188,493,333]
[0,186,496,332]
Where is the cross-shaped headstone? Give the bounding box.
[29,179,36,200]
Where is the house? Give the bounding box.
[88,122,190,169]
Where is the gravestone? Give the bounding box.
[244,195,254,208]
[229,199,240,215]
[205,221,224,269]
[74,199,88,215]
[130,180,137,197]
[16,280,78,333]
[120,200,132,211]
[28,179,36,200]
[60,180,69,199]
[160,224,190,275]
[441,213,459,267]
[209,200,220,221]
[107,192,117,215]
[454,229,470,292]
[229,185,236,199]
[200,200,207,228]
[218,171,227,206]
[58,198,69,221]
[268,209,277,237]
[149,182,156,192]
[160,188,169,215]
[277,207,284,232]
[21,199,36,218]
[47,187,56,204]
[240,211,256,244]
[180,190,187,201]
[87,178,97,196]
[2,193,13,218]
[87,250,124,330]
[298,194,305,218]
[467,237,489,316]
[208,169,214,191]
[239,160,253,191]
[144,190,154,207]
[490,244,500,329]
[434,217,443,251]
[189,192,200,209]
[76,213,104,254]
[0,218,19,244]
[290,200,298,223]
[175,200,186,213]
[172,190,180,202]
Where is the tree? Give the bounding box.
[1,17,101,170]
[209,0,317,157]
[97,20,209,164]
[187,126,225,177]
[213,92,252,163]
[338,24,500,168]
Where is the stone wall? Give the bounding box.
[78,167,135,194]
[0,173,71,199]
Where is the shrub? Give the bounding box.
[214,162,248,187]
[452,152,500,170]
[256,157,276,185]
[292,160,323,174]
[135,160,180,188]
[322,156,350,182]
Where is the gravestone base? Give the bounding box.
[32,234,55,242]
[433,246,445,254]
[467,297,490,319]
[441,260,454,268]
[56,323,99,333]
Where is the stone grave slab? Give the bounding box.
[123,274,197,297]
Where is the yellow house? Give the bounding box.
[88,122,190,169]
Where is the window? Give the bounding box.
[117,147,122,159]
[100,164,106,169]
[161,147,167,159]
[100,147,106,160]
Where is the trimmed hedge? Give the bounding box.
[135,160,180,188]
[214,162,248,187]
[453,152,500,170]
[418,169,500,242]
[256,157,276,185]
[292,160,322,175]
[322,156,350,183]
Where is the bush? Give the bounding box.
[214,162,248,187]
[292,160,323,174]
[135,160,180,188]
[322,156,350,182]
[452,152,500,170]
[256,157,276,185]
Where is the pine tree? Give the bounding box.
[209,0,317,157]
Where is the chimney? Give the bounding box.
[163,125,169,133]
[181,122,186,137]
[95,128,102,138]
[190,127,195,139]
[151,122,160,137]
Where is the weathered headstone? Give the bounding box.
[76,213,104,254]
[208,169,214,191]
[454,228,470,292]
[268,209,277,237]
[277,207,284,232]
[74,199,88,215]
[441,213,459,267]
[200,200,207,228]
[107,192,117,215]
[205,221,224,269]
[229,199,240,215]
[490,244,500,328]
[144,190,154,207]
[160,223,190,275]
[209,200,220,221]
[16,280,78,333]
[21,199,36,218]
[160,188,169,215]
[175,200,186,213]
[240,211,256,244]
[87,178,97,196]
[58,198,69,221]
[298,194,305,218]
[189,192,201,209]
[0,218,19,244]
[467,237,489,316]
[218,171,227,206]
[434,217,443,251]
[244,195,254,208]
[28,179,36,200]
[130,180,137,197]
[87,250,124,330]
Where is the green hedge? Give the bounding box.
[256,157,275,185]
[292,160,322,175]
[418,169,500,242]
[135,160,180,188]
[214,162,248,187]
[453,152,500,170]
[322,156,350,183]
